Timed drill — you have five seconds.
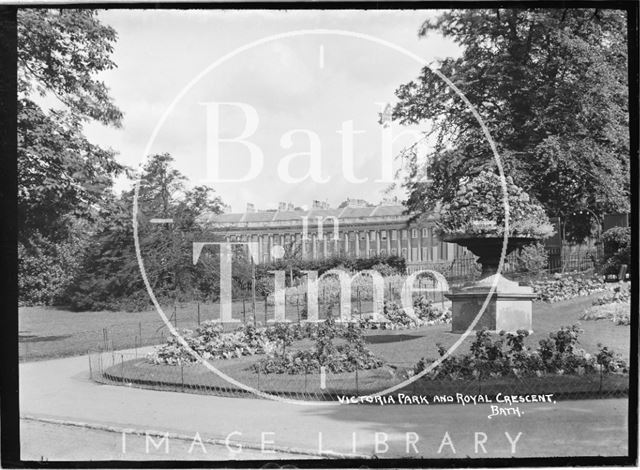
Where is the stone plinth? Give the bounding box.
[446,274,535,333]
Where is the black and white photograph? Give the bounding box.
[2,2,637,466]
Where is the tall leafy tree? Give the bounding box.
[18,9,124,241]
[66,154,226,311]
[392,8,629,241]
[18,9,125,304]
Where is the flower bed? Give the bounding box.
[253,316,384,375]
[580,285,631,326]
[591,284,630,306]
[413,326,628,381]
[531,273,608,303]
[358,297,451,330]
[148,322,278,365]
[580,303,630,326]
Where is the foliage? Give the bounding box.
[592,284,630,306]
[514,242,549,274]
[18,229,89,305]
[359,299,451,330]
[531,273,607,303]
[436,171,554,239]
[580,284,631,326]
[414,326,628,380]
[253,312,384,375]
[64,154,225,311]
[580,302,630,326]
[600,227,631,274]
[148,322,278,365]
[392,9,629,242]
[369,263,402,276]
[251,255,407,291]
[18,10,126,304]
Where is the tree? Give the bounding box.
[18,9,124,240]
[392,9,629,242]
[18,9,125,304]
[65,154,226,311]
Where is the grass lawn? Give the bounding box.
[20,291,630,363]
[19,298,378,361]
[363,293,631,366]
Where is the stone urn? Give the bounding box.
[443,235,538,333]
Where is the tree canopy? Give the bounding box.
[65,154,226,311]
[18,9,124,244]
[393,8,630,242]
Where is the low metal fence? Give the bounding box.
[88,350,629,403]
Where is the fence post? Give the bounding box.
[599,367,603,394]
[120,354,124,383]
[174,303,178,328]
[296,297,301,324]
[264,296,268,324]
[181,361,184,392]
[88,351,93,380]
[197,302,201,326]
[242,298,246,324]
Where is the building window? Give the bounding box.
[439,241,446,260]
[391,230,397,241]
[369,249,376,257]
[411,228,418,239]
[381,230,387,240]
[349,232,356,240]
[360,232,366,240]
[401,248,408,258]
[402,230,408,239]
[380,249,386,256]
[391,248,397,255]
[422,247,428,260]
[422,228,428,237]
[369,231,376,241]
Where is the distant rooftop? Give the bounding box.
[198,201,433,228]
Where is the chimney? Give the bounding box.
[246,202,255,212]
[287,202,294,211]
[278,202,287,211]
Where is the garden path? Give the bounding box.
[19,348,629,460]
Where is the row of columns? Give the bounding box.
[224,228,455,264]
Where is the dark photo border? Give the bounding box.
[1,1,637,468]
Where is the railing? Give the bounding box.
[88,349,629,403]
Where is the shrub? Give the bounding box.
[514,242,549,273]
[19,233,88,306]
[358,299,451,330]
[581,302,630,326]
[414,326,628,380]
[531,273,607,302]
[601,227,631,274]
[148,322,278,365]
[253,312,384,375]
[370,263,401,277]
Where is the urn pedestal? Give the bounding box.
[444,236,538,333]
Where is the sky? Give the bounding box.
[85,9,462,213]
